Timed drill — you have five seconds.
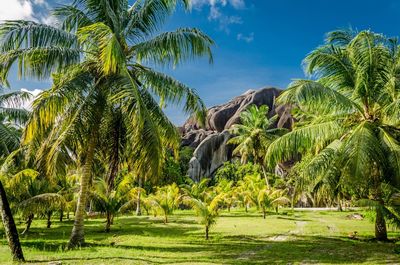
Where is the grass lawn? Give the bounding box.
[0,209,399,264]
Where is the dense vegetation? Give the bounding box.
[0,0,399,263]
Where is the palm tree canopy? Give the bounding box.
[266,29,400,192]
[0,0,214,180]
[229,104,286,164]
[0,90,31,158]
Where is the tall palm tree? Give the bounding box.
[229,104,287,187]
[0,0,213,247]
[0,90,30,262]
[266,30,400,241]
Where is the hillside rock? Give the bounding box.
[181,87,293,181]
[187,130,232,182]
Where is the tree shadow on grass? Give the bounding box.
[20,235,400,264]
[276,216,312,222]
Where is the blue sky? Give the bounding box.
[3,0,400,124]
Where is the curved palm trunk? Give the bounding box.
[22,214,34,235]
[136,177,142,216]
[68,138,96,248]
[260,165,270,188]
[0,180,24,261]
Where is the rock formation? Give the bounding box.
[181,87,293,181]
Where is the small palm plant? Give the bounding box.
[234,183,253,212]
[150,183,181,223]
[180,178,210,200]
[91,176,130,232]
[215,179,235,212]
[257,188,289,219]
[18,193,66,232]
[183,191,224,240]
[5,169,65,232]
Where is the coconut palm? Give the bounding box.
[229,105,287,187]
[0,91,31,155]
[18,193,66,232]
[241,173,265,209]
[215,179,235,212]
[257,188,289,219]
[266,30,400,241]
[184,190,224,240]
[233,183,252,212]
[0,90,30,261]
[180,178,210,200]
[91,176,130,232]
[150,183,181,223]
[0,0,213,247]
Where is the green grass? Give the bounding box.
[0,209,399,264]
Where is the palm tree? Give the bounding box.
[266,30,400,241]
[150,183,181,223]
[0,0,213,247]
[257,188,289,219]
[233,183,252,212]
[0,90,30,262]
[183,190,224,240]
[181,178,210,200]
[215,179,235,212]
[229,105,287,187]
[18,193,66,231]
[91,176,131,232]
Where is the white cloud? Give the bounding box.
[191,0,245,33]
[237,32,254,43]
[0,0,52,23]
[20,88,42,110]
[0,0,34,21]
[191,0,245,9]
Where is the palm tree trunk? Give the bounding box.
[46,212,52,228]
[68,137,96,248]
[0,180,24,261]
[59,210,63,222]
[105,212,112,232]
[262,206,266,219]
[136,177,142,216]
[375,199,388,241]
[22,214,34,235]
[261,165,270,188]
[164,213,168,224]
[205,225,209,240]
[373,172,388,241]
[245,204,248,213]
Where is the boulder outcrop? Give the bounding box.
[181,87,293,181]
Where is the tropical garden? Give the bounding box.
[0,0,399,264]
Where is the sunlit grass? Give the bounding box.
[0,209,399,264]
